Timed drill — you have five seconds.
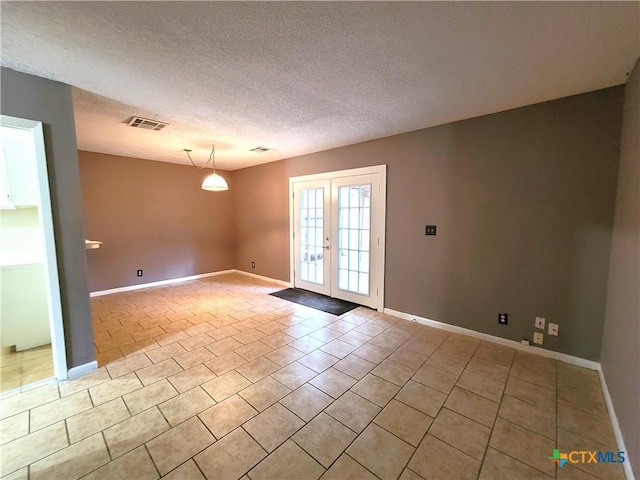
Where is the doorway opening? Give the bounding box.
[289,165,387,312]
[0,115,67,393]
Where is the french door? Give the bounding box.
[291,166,386,310]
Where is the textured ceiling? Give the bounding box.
[1,2,638,170]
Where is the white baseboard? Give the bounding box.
[90,270,236,297]
[383,307,600,371]
[597,367,636,480]
[67,360,98,379]
[233,269,291,288]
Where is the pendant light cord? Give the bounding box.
[184,145,217,171]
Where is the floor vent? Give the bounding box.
[126,116,168,131]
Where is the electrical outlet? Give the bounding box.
[533,332,544,345]
[251,261,256,269]
[535,317,546,330]
[498,313,508,325]
[548,323,559,336]
[425,225,437,236]
[136,269,143,277]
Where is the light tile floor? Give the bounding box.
[0,344,53,393]
[0,274,626,480]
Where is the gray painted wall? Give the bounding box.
[233,87,624,361]
[601,59,640,476]
[1,67,94,369]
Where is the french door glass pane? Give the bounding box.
[337,184,371,295]
[299,187,324,284]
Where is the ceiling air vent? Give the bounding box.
[250,146,272,153]
[126,116,168,131]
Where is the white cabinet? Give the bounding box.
[1,126,39,208]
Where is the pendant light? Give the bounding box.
[184,145,228,191]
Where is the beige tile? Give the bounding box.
[0,422,67,476]
[352,343,391,364]
[236,357,280,382]
[403,338,440,357]
[347,423,414,480]
[425,351,468,376]
[479,447,553,480]
[395,380,447,417]
[271,362,317,389]
[264,345,305,367]
[558,384,607,417]
[104,407,170,458]
[325,391,380,433]
[89,372,143,406]
[354,323,386,337]
[557,428,626,480]
[159,386,215,427]
[30,390,93,431]
[1,467,27,480]
[280,384,333,421]
[557,363,601,392]
[59,368,111,397]
[173,347,215,370]
[204,351,247,376]
[107,354,152,378]
[179,333,216,351]
[239,376,291,411]
[505,376,556,411]
[207,325,242,342]
[30,433,110,480]
[350,373,399,407]
[399,468,426,480]
[338,330,373,347]
[298,350,340,373]
[0,412,28,445]
[499,394,555,440]
[154,330,190,347]
[250,439,325,480]
[146,343,187,364]
[474,343,516,367]
[123,379,178,415]
[371,359,416,386]
[445,387,499,427]
[510,363,556,390]
[310,327,343,343]
[409,434,480,480]
[67,397,130,443]
[83,445,159,480]
[199,394,258,438]
[261,331,295,349]
[489,418,555,477]
[557,402,616,448]
[134,359,182,386]
[309,368,357,398]
[333,354,376,380]
[369,333,405,350]
[201,370,251,402]
[429,408,491,460]
[457,369,505,402]
[374,400,432,447]
[206,336,243,356]
[412,364,458,393]
[387,347,429,370]
[236,341,273,361]
[195,427,266,479]
[147,417,215,475]
[319,339,357,359]
[243,403,305,452]
[466,356,511,382]
[0,382,59,420]
[167,364,216,393]
[290,335,326,353]
[233,329,267,345]
[320,454,377,480]
[292,412,357,468]
[557,464,602,480]
[161,459,205,480]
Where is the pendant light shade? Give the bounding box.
[201,172,228,191]
[184,144,228,192]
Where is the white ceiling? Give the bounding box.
[1,2,638,171]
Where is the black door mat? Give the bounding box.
[270,288,360,316]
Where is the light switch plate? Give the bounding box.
[533,332,544,345]
[535,317,545,330]
[548,323,559,336]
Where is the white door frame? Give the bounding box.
[289,165,387,312]
[1,115,68,381]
